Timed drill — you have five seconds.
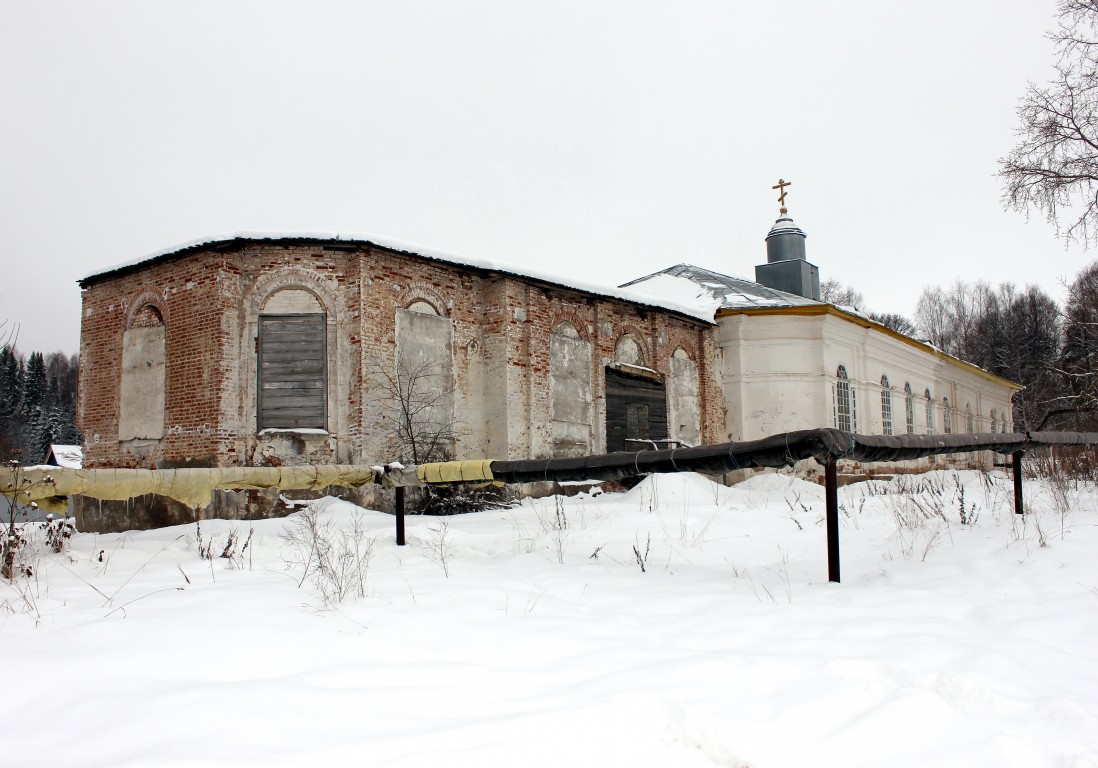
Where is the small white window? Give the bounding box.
[943,397,952,434]
[925,390,933,435]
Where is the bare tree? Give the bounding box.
[867,311,917,337]
[914,285,951,350]
[980,285,1065,430]
[368,353,511,515]
[1060,260,1098,426]
[916,278,1067,429]
[914,280,993,359]
[820,279,916,339]
[820,278,865,309]
[1000,1,1098,244]
[370,356,461,466]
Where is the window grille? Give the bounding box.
[852,387,858,432]
[904,383,914,434]
[880,375,893,436]
[835,365,852,432]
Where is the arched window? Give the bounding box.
[835,365,852,432]
[614,334,646,367]
[119,304,166,442]
[943,397,952,434]
[395,300,455,462]
[550,322,593,457]
[880,375,893,436]
[258,288,327,430]
[925,389,933,434]
[669,348,701,447]
[966,402,974,433]
[904,383,914,434]
[406,299,439,315]
[990,408,998,432]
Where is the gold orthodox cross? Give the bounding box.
[772,178,792,213]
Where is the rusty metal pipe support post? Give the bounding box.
[395,485,406,546]
[1012,451,1024,516]
[825,458,840,583]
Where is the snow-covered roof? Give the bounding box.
[79,232,716,324]
[620,264,823,311]
[45,444,83,469]
[765,216,807,240]
[619,266,1019,389]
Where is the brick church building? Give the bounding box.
[78,234,723,476]
[76,208,1018,528]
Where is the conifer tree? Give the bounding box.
[0,345,23,457]
[19,352,48,461]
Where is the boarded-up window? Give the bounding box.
[258,314,327,430]
[668,348,700,447]
[550,323,593,457]
[605,367,667,452]
[119,305,165,441]
[395,308,455,462]
[615,334,645,367]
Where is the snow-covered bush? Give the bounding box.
[280,502,375,606]
[413,484,514,516]
[2,461,61,580]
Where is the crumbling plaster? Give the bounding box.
[79,241,723,476]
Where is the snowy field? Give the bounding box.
[3,470,1097,768]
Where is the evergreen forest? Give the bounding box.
[0,346,81,463]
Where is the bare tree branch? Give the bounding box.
[367,354,463,466]
[1000,2,1098,245]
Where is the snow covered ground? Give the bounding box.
[3,470,1097,767]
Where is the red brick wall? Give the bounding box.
[80,250,233,468]
[79,240,724,469]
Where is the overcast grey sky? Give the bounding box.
[1,0,1089,354]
